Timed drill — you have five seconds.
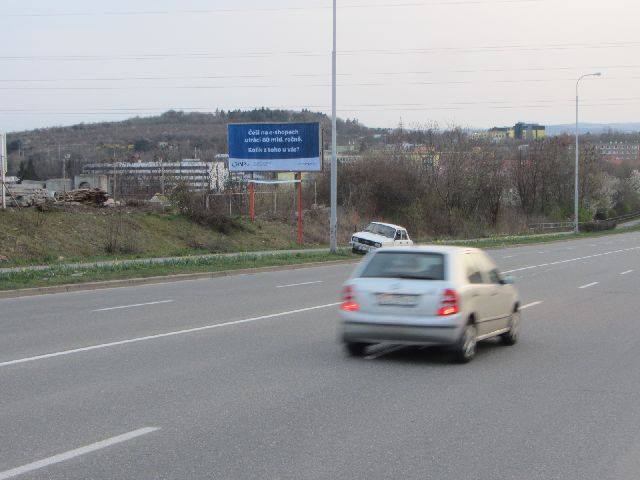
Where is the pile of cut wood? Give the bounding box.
[54,188,110,205]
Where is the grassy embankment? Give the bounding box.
[0,250,353,291]
[0,208,354,291]
[0,208,321,267]
[1,208,639,292]
[430,225,640,249]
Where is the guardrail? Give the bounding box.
[529,210,640,231]
[609,211,640,223]
[528,221,575,231]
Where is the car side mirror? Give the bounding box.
[501,275,515,285]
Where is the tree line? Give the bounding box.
[315,128,640,238]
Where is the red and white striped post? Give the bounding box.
[249,181,255,222]
[296,173,303,245]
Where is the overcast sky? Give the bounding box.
[1,0,638,132]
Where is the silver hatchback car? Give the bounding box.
[339,246,520,362]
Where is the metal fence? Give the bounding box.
[529,210,640,231]
[206,189,299,219]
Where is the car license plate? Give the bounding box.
[377,293,419,307]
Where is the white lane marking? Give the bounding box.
[92,300,174,312]
[503,255,515,259]
[621,270,634,275]
[503,246,640,274]
[0,263,355,303]
[0,303,341,369]
[0,427,159,480]
[276,281,324,288]
[520,301,543,310]
[365,345,405,360]
[579,282,599,289]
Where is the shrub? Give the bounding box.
[170,183,243,234]
[582,220,617,232]
[104,211,140,254]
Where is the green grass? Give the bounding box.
[425,224,640,249]
[0,251,355,291]
[0,208,322,267]
[3,206,639,292]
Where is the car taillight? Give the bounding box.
[438,289,459,316]
[341,285,360,312]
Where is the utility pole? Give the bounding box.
[330,0,338,253]
[575,72,602,233]
[1,133,6,210]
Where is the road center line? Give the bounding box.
[0,427,159,480]
[520,301,543,310]
[276,281,324,288]
[0,303,341,369]
[621,270,634,275]
[502,246,640,274]
[92,300,174,312]
[579,282,599,289]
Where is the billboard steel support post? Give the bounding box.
[249,181,255,222]
[330,0,338,253]
[296,173,303,245]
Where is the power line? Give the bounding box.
[0,0,544,18]
[2,98,639,116]
[2,41,639,62]
[0,75,638,91]
[2,64,640,83]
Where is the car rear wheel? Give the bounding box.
[501,310,520,346]
[453,324,477,363]
[345,342,369,357]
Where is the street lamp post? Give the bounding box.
[575,72,602,233]
[330,0,338,253]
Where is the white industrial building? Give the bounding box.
[82,159,229,193]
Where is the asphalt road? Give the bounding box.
[1,231,640,479]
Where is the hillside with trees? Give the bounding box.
[6,109,382,180]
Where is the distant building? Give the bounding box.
[489,123,546,141]
[83,159,228,195]
[488,127,514,141]
[514,122,546,140]
[45,178,73,194]
[74,174,109,191]
[596,142,640,165]
[322,149,361,166]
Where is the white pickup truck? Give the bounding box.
[350,222,413,254]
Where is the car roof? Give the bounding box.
[368,221,405,230]
[375,245,482,255]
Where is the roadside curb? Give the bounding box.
[0,259,359,300]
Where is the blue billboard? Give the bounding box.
[228,122,322,172]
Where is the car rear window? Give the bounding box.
[360,252,446,280]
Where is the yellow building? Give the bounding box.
[489,123,545,141]
[276,172,313,182]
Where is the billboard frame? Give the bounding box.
[227,121,323,173]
